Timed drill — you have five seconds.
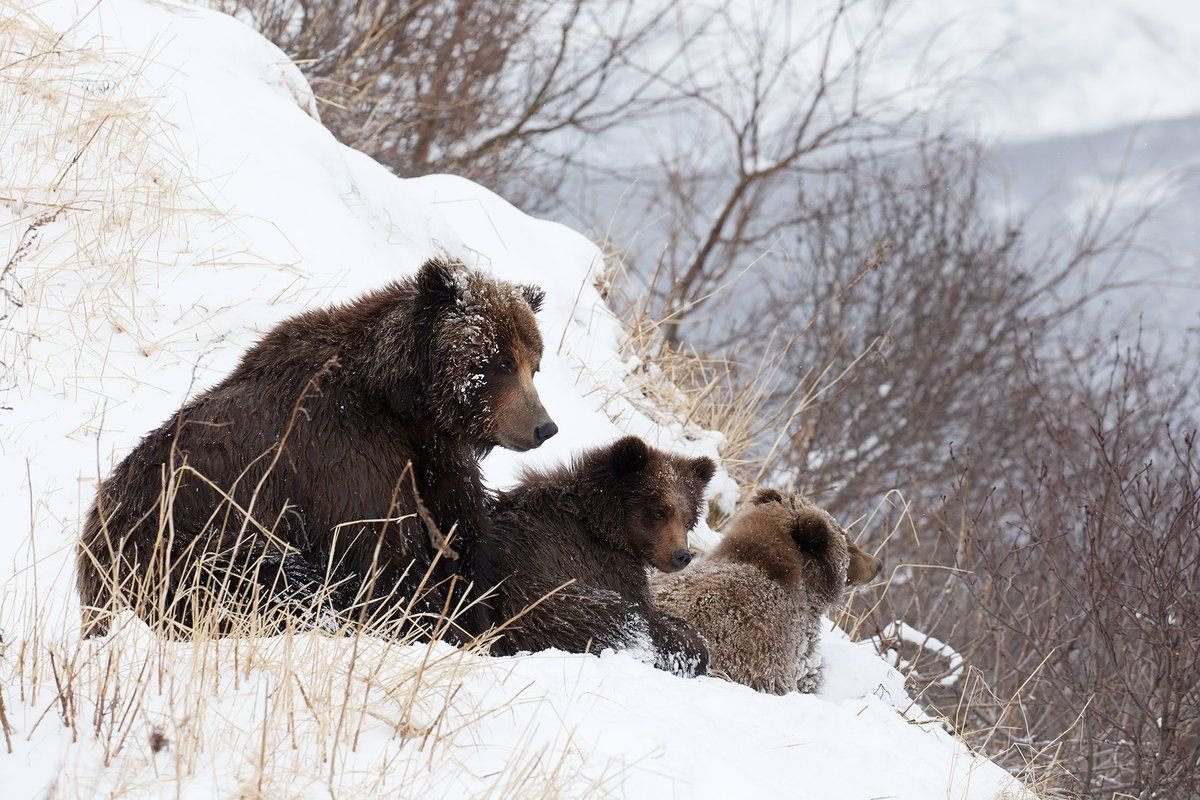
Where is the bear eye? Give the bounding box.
[653,508,668,521]
[497,357,515,375]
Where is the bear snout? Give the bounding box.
[494,381,557,451]
[534,419,558,445]
[672,548,693,570]
[845,540,883,586]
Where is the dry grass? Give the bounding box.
[0,7,610,795]
[3,440,622,797]
[592,222,1068,797]
[1,2,191,356]
[586,215,1068,798]
[1,591,615,797]
[594,231,887,527]
[1,3,1070,798]
[0,0,316,403]
[828,496,1070,799]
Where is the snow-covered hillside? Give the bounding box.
[0,1,1024,796]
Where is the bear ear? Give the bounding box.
[416,257,461,307]
[751,487,785,505]
[791,511,835,558]
[519,283,545,314]
[609,435,651,476]
[690,456,716,488]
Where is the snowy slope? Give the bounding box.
[0,1,1023,797]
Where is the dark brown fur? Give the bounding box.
[76,257,554,640]
[484,436,715,676]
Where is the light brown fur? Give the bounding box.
[846,539,883,586]
[651,489,863,694]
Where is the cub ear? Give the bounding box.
[416,257,461,307]
[690,456,716,488]
[791,510,836,558]
[751,487,785,505]
[609,435,651,476]
[519,283,545,314]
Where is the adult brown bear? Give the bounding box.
[76,257,555,641]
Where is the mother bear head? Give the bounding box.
[366,257,556,452]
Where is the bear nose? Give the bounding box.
[875,559,884,576]
[672,549,693,569]
[534,420,559,444]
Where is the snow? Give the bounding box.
[1,0,1023,796]
[872,621,967,690]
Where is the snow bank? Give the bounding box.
[0,0,1024,796]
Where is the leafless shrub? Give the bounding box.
[951,343,1199,799]
[218,0,695,201]
[595,0,909,348]
[765,139,1147,510]
[840,339,1199,799]
[574,8,1193,794]
[30,0,1190,794]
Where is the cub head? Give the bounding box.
[711,488,850,606]
[411,257,556,451]
[583,436,716,573]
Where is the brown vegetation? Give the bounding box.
[163,0,1200,795]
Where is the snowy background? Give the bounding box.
[942,0,1200,347]
[0,0,1026,797]
[545,0,1200,351]
[3,0,1196,796]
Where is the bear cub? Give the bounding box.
[485,435,715,676]
[651,488,881,694]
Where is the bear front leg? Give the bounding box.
[644,607,711,678]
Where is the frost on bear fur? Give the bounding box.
[651,489,876,694]
[483,436,715,676]
[76,257,555,641]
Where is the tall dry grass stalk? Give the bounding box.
[0,7,607,794]
[5,444,617,796]
[595,234,885,509]
[831,492,1072,799]
[1,3,191,363]
[1,3,1089,798]
[1,584,613,796]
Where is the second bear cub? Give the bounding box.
[651,489,878,694]
[485,436,715,676]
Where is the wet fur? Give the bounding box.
[484,436,715,676]
[77,257,546,641]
